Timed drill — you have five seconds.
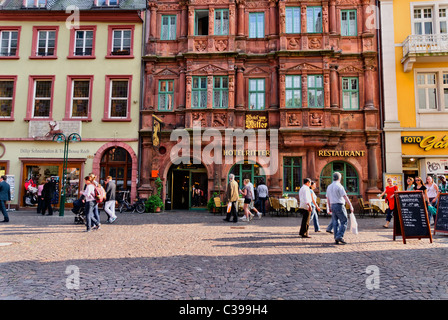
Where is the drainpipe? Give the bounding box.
[376,0,386,180]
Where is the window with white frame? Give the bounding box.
[112,29,131,55]
[440,7,448,33]
[414,7,433,35]
[109,80,129,118]
[0,30,18,57]
[96,0,118,6]
[74,30,93,56]
[443,73,448,109]
[70,80,91,118]
[32,80,52,118]
[0,80,14,118]
[412,4,448,35]
[36,30,56,56]
[416,72,448,111]
[26,0,47,7]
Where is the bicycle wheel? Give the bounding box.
[136,203,145,214]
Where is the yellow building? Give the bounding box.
[380,0,448,189]
[0,0,145,209]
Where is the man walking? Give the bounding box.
[298,178,313,238]
[224,173,239,223]
[326,172,354,245]
[0,175,11,222]
[41,178,55,216]
[104,176,117,223]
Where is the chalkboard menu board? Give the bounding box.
[435,193,448,235]
[394,191,433,244]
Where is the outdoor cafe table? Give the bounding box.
[279,197,298,211]
[369,198,388,213]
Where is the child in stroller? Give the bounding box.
[72,195,86,225]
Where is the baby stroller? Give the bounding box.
[72,197,86,225]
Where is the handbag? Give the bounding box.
[349,212,359,235]
[427,204,437,216]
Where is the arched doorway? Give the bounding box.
[99,147,132,196]
[229,160,266,189]
[320,161,359,195]
[167,162,208,210]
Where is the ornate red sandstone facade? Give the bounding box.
[140,0,382,209]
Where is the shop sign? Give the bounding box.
[402,135,448,151]
[245,114,268,129]
[318,150,366,157]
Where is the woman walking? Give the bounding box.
[240,179,253,222]
[310,181,321,232]
[379,177,398,228]
[406,177,416,191]
[425,176,439,224]
[82,176,100,232]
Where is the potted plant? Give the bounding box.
[145,177,164,213]
[207,192,219,213]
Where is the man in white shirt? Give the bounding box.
[326,172,354,244]
[298,178,313,238]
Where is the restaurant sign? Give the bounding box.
[318,150,365,157]
[402,135,448,151]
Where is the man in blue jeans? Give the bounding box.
[326,172,354,245]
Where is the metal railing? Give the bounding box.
[402,33,448,57]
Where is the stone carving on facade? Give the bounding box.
[287,38,300,50]
[215,39,228,52]
[194,40,207,52]
[288,114,301,126]
[287,62,321,71]
[310,113,323,126]
[213,113,227,127]
[338,65,364,74]
[194,64,227,74]
[192,112,206,127]
[308,37,321,49]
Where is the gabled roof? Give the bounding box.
[0,0,146,10]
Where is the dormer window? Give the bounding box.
[24,0,46,8]
[96,0,119,6]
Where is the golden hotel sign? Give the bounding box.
[402,135,448,151]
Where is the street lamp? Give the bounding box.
[52,132,82,216]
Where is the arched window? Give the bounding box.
[320,161,359,195]
[100,147,132,193]
[229,161,265,189]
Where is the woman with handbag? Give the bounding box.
[379,178,398,228]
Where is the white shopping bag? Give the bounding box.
[349,212,358,235]
[227,202,232,213]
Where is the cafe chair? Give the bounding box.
[358,197,373,218]
[213,197,225,215]
[269,197,287,216]
[371,204,382,218]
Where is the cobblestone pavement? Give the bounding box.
[0,209,447,301]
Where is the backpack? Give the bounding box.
[94,185,106,203]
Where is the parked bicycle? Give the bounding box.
[117,191,146,214]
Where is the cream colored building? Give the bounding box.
[380,0,448,188]
[0,0,145,209]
